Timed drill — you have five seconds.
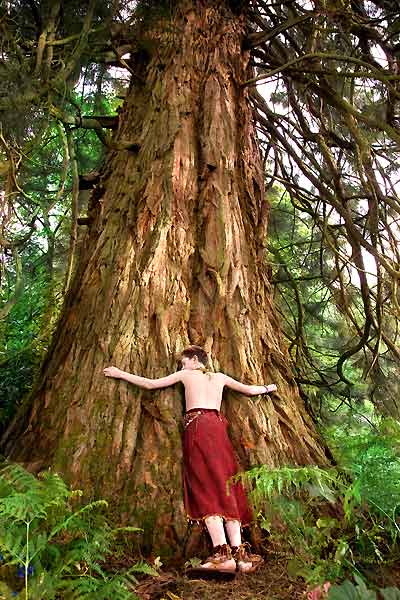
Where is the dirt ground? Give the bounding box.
[134,554,400,600]
[135,555,309,600]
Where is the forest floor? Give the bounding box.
[134,554,400,600]
[135,553,309,600]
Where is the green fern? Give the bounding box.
[0,463,157,600]
[0,465,70,523]
[236,464,338,508]
[237,457,400,586]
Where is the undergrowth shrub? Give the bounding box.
[327,575,400,600]
[0,260,57,433]
[237,418,400,588]
[0,464,158,599]
[0,349,39,430]
[326,417,400,524]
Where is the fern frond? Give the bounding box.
[128,560,160,577]
[0,467,73,524]
[0,464,38,492]
[60,574,135,600]
[113,526,142,534]
[0,529,26,563]
[237,465,338,505]
[28,531,49,562]
[49,500,108,539]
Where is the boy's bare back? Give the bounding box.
[181,370,226,411]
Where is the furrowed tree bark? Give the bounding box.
[2,1,328,554]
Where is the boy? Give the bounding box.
[104,345,277,575]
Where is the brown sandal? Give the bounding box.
[231,542,264,574]
[186,544,237,580]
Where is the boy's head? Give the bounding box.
[180,345,208,370]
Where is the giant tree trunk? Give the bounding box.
[2,1,328,554]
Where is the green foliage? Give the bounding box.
[268,186,400,422]
[0,464,158,599]
[239,421,400,586]
[0,83,114,429]
[135,0,174,21]
[328,575,400,600]
[326,419,400,520]
[0,251,59,430]
[238,465,338,506]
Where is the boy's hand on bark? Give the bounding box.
[265,384,277,393]
[104,366,122,379]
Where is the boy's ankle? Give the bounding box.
[200,543,236,570]
[231,542,251,561]
[212,543,232,558]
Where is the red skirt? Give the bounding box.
[182,408,253,525]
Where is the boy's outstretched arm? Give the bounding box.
[103,366,185,390]
[222,374,277,397]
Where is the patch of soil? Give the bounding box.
[135,555,308,600]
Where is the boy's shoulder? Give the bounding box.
[181,369,226,384]
[181,370,225,379]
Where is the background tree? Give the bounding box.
[249,0,400,396]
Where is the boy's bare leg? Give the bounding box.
[200,516,235,571]
[226,519,262,573]
[225,519,241,546]
[205,516,227,546]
